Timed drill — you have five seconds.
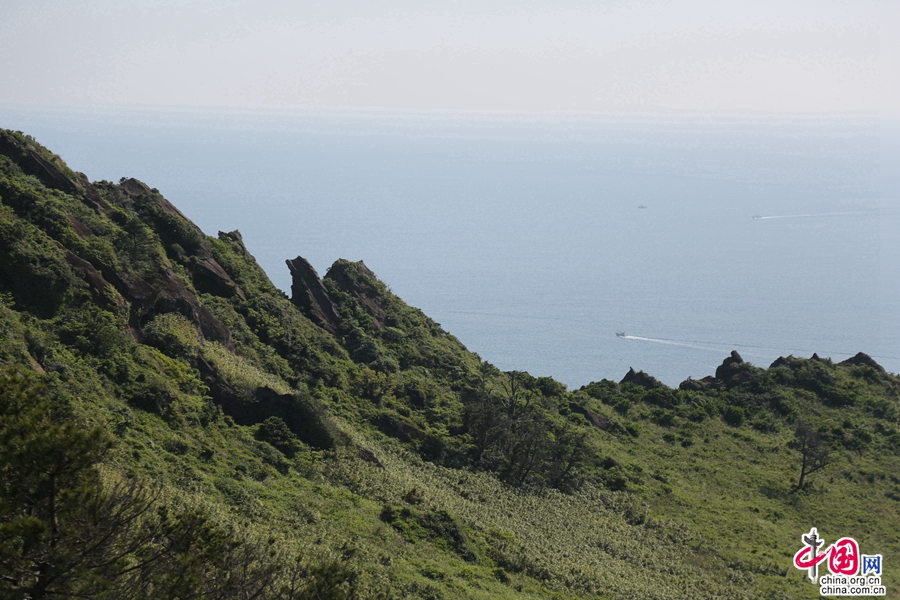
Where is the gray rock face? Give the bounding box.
[286,256,342,334]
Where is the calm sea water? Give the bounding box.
[3,107,898,387]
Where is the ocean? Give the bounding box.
[3,106,898,387]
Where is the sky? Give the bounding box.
[1,0,898,116]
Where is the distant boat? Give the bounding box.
[752,215,763,219]
[616,331,626,338]
[638,205,647,209]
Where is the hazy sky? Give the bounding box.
[1,0,897,115]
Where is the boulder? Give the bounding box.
[678,377,703,391]
[110,271,158,312]
[191,256,246,300]
[715,351,760,387]
[119,177,153,197]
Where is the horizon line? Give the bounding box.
[2,102,894,124]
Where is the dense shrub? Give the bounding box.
[722,405,746,427]
[256,415,303,458]
[0,208,74,317]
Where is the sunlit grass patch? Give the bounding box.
[201,341,292,395]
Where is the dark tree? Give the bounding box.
[463,368,594,490]
[463,364,505,465]
[0,368,118,598]
[256,415,302,457]
[790,421,831,490]
[0,368,360,599]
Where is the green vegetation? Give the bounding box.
[0,128,898,599]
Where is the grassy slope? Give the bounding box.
[1,129,898,599]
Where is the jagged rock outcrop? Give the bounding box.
[715,350,757,386]
[219,230,251,256]
[0,130,106,210]
[15,174,238,347]
[838,352,884,372]
[286,257,395,336]
[620,367,662,389]
[119,177,154,197]
[325,260,387,330]
[116,178,246,300]
[286,256,341,334]
[770,356,792,369]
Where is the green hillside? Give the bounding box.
[1,129,898,599]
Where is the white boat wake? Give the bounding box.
[752,211,862,220]
[617,335,726,353]
[616,334,900,363]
